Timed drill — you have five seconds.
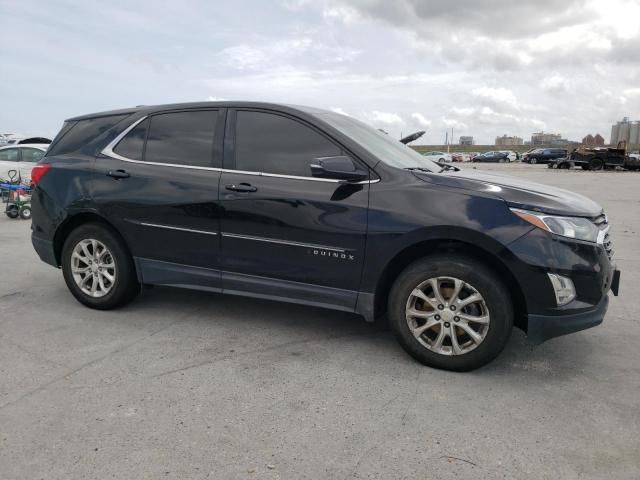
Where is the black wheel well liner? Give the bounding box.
[53,212,131,266]
[372,239,528,331]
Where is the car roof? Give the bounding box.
[66,101,334,122]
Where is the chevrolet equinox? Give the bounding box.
[30,102,620,371]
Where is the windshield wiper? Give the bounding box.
[435,161,460,173]
[404,167,434,173]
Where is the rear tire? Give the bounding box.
[5,205,19,219]
[61,223,140,310]
[388,255,513,371]
[590,158,604,171]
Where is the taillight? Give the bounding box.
[31,164,52,186]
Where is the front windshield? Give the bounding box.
[316,112,441,172]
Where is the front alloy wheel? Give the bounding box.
[406,277,490,356]
[388,255,513,371]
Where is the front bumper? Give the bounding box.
[527,294,609,344]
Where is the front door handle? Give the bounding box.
[107,169,130,179]
[225,183,257,193]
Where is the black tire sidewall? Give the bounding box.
[6,206,19,218]
[61,223,139,310]
[388,255,513,371]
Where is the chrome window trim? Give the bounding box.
[222,233,348,252]
[138,222,218,236]
[101,115,149,163]
[101,116,380,184]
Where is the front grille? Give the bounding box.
[593,213,614,260]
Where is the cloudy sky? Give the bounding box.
[2,0,639,144]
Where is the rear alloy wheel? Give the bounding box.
[389,255,513,371]
[62,223,140,309]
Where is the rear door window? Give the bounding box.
[113,119,149,161]
[20,148,46,162]
[144,111,217,167]
[234,110,342,177]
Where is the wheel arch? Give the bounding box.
[371,238,528,331]
[53,211,131,266]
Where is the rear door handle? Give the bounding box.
[225,183,257,193]
[107,169,130,179]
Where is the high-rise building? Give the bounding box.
[459,136,474,145]
[495,134,523,146]
[610,117,640,145]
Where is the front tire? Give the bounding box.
[61,223,140,310]
[19,205,32,219]
[388,255,513,371]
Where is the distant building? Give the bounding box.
[531,132,563,145]
[610,117,640,145]
[582,134,605,146]
[459,136,474,145]
[495,134,523,146]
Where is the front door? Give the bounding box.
[93,109,225,289]
[219,109,370,310]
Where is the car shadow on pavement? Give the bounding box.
[117,285,596,380]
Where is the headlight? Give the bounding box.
[511,208,599,243]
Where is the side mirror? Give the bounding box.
[310,156,368,182]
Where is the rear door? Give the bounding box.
[218,109,370,310]
[94,109,224,287]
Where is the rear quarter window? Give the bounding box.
[47,114,129,157]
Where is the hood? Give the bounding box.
[414,169,602,217]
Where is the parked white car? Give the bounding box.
[0,144,48,184]
[421,151,452,162]
[499,150,518,162]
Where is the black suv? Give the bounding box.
[30,102,620,371]
[523,148,568,164]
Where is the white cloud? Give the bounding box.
[471,87,518,108]
[368,111,405,126]
[541,74,570,92]
[442,118,468,130]
[411,112,431,127]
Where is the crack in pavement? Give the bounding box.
[0,306,204,411]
